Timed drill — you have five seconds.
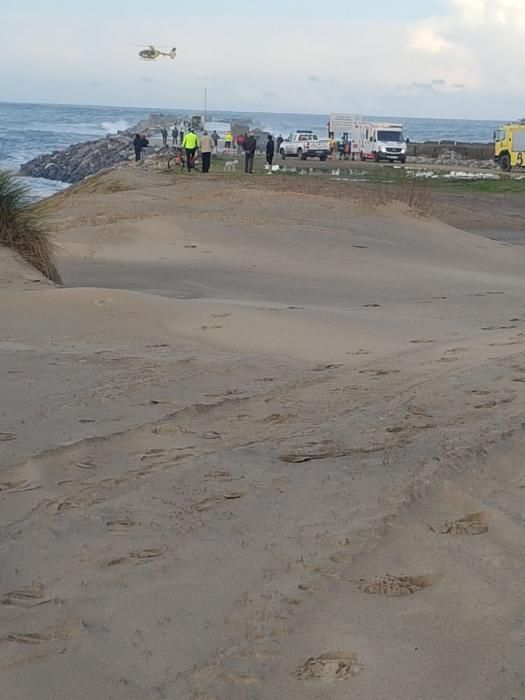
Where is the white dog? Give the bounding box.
[224,159,239,172]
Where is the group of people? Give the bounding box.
[226,132,276,173]
[328,135,353,160]
[134,125,277,174]
[181,128,214,173]
[180,129,277,175]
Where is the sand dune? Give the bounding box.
[0,248,55,290]
[2,170,525,699]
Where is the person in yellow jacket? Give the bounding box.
[182,129,199,171]
[224,131,233,150]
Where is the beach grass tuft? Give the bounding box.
[0,170,62,284]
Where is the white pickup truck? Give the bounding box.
[279,131,330,161]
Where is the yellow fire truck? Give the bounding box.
[494,121,525,171]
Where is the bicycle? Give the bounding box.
[167,147,201,172]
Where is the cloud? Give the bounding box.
[401,79,467,93]
[452,0,525,30]
[308,75,321,83]
[141,76,154,83]
[409,27,451,54]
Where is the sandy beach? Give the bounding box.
[2,168,525,699]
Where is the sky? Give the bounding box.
[1,0,524,119]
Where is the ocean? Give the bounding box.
[0,101,500,199]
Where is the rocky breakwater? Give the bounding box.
[20,134,134,184]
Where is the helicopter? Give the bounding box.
[137,46,177,61]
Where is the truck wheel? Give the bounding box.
[360,152,365,162]
[399,156,406,164]
[280,149,286,160]
[500,153,511,172]
[374,152,381,163]
[320,155,327,162]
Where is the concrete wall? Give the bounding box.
[408,142,494,160]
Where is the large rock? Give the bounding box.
[20,134,135,183]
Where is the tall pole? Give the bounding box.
[204,87,208,123]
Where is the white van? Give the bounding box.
[357,123,407,163]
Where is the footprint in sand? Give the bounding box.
[0,432,16,442]
[6,632,53,645]
[5,618,86,645]
[2,582,54,608]
[108,548,164,567]
[192,492,246,512]
[311,363,343,372]
[260,413,293,425]
[106,518,138,535]
[431,512,488,535]
[281,444,383,464]
[347,349,371,356]
[359,368,400,377]
[75,461,97,471]
[357,574,432,596]
[474,397,515,409]
[202,431,222,440]
[0,480,40,493]
[296,652,361,681]
[204,470,245,482]
[410,339,435,344]
[489,339,521,347]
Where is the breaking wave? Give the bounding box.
[101,120,131,134]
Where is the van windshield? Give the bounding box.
[377,130,404,142]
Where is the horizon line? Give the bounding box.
[0,99,508,125]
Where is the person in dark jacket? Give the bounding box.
[172,126,179,145]
[243,132,257,173]
[276,134,284,155]
[161,126,168,146]
[266,135,275,167]
[133,133,142,162]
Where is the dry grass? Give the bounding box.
[371,175,434,215]
[38,172,138,215]
[241,170,434,215]
[0,170,62,284]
